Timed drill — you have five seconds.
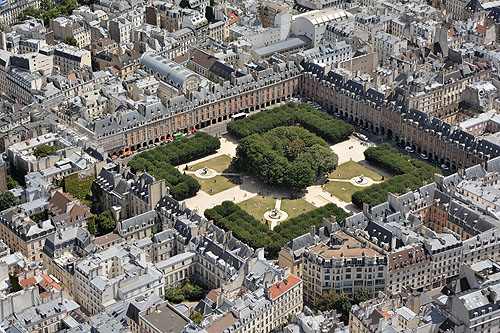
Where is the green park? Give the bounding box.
[122,102,439,257]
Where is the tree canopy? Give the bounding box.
[87,210,115,235]
[352,144,440,208]
[18,0,78,26]
[165,278,208,304]
[317,287,371,323]
[6,175,18,190]
[65,35,78,46]
[33,145,57,158]
[62,173,94,207]
[0,191,19,212]
[204,201,348,258]
[9,273,22,293]
[128,132,220,200]
[190,312,204,324]
[235,126,338,190]
[227,102,353,143]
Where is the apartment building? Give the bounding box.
[74,243,164,315]
[109,17,133,45]
[204,273,303,333]
[42,226,94,295]
[156,251,196,288]
[8,298,80,332]
[446,281,500,332]
[387,244,432,294]
[6,66,42,104]
[50,16,92,48]
[127,299,190,333]
[301,62,500,171]
[302,230,387,304]
[10,52,53,75]
[0,207,55,263]
[0,0,40,26]
[93,163,167,221]
[259,1,291,28]
[76,60,301,156]
[373,32,407,63]
[117,210,162,241]
[52,44,92,75]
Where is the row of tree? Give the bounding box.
[204,201,348,258]
[128,133,220,200]
[227,102,353,143]
[364,143,415,175]
[274,203,348,241]
[204,201,282,256]
[352,145,440,208]
[235,126,339,190]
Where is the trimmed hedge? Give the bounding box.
[352,145,440,208]
[274,203,349,241]
[363,143,414,175]
[205,201,348,258]
[227,102,353,143]
[128,132,220,200]
[204,201,284,256]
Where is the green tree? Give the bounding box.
[88,217,97,235]
[316,290,339,311]
[286,160,315,190]
[353,287,370,305]
[165,279,208,304]
[65,35,78,46]
[316,291,352,323]
[18,6,41,21]
[9,273,22,293]
[335,293,352,323]
[179,0,191,8]
[96,210,115,233]
[33,145,57,158]
[128,133,219,200]
[91,56,100,72]
[205,6,215,22]
[0,191,18,212]
[30,210,50,223]
[6,175,18,190]
[190,312,204,324]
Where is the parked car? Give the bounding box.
[354,132,368,141]
[405,146,415,153]
[420,154,428,160]
[441,164,449,170]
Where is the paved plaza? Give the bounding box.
[179,134,389,218]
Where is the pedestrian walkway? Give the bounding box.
[303,185,361,213]
[275,198,282,210]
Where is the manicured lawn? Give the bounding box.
[238,196,277,222]
[194,175,240,195]
[189,155,233,173]
[280,198,316,220]
[328,161,384,181]
[323,181,361,203]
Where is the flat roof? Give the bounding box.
[254,36,311,57]
[142,306,189,332]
